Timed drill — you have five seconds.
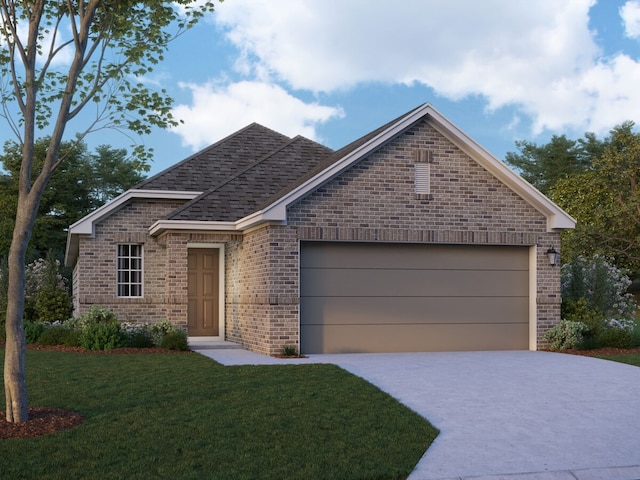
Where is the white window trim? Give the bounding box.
[116,244,144,298]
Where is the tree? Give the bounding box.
[0,1,216,423]
[504,133,604,194]
[0,138,147,259]
[550,123,640,271]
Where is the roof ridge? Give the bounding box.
[135,123,290,189]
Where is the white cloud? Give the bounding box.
[170,80,344,150]
[208,0,640,137]
[621,1,640,39]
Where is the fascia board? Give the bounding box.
[149,220,237,236]
[69,189,201,236]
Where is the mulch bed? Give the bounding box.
[0,407,85,439]
[554,346,640,357]
[0,343,192,440]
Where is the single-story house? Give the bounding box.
[65,104,575,355]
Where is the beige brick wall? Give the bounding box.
[73,199,185,323]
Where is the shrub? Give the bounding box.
[73,306,119,330]
[598,327,635,349]
[24,321,46,344]
[35,286,72,323]
[158,330,189,351]
[281,345,299,357]
[561,255,636,322]
[149,321,175,343]
[79,322,126,350]
[562,298,606,338]
[125,328,155,348]
[544,320,589,351]
[24,253,71,323]
[37,326,81,347]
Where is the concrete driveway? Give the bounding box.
[196,348,640,480]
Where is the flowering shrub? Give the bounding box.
[561,254,636,321]
[544,320,589,351]
[561,255,638,348]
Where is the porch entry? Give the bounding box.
[187,248,220,336]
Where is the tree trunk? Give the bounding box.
[3,220,30,423]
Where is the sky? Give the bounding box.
[6,0,640,176]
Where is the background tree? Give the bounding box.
[0,138,147,260]
[505,132,604,193]
[550,124,640,272]
[0,1,216,423]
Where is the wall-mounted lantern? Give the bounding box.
[545,246,560,267]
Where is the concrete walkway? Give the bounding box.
[193,347,640,480]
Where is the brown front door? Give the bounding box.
[187,249,219,336]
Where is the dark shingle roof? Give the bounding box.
[167,136,334,221]
[135,123,292,191]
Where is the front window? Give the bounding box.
[117,244,143,297]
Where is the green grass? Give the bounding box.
[0,350,437,480]
[596,353,640,367]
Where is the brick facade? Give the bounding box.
[71,117,563,355]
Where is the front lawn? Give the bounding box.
[595,352,640,367]
[0,349,437,480]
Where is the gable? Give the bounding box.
[256,104,575,232]
[287,120,547,234]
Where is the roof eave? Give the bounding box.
[149,220,238,236]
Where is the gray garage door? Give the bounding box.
[300,242,529,354]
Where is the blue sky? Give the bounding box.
[7,1,640,176]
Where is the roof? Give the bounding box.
[168,136,333,222]
[136,123,292,192]
[66,103,576,266]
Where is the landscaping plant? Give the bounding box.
[556,254,639,349]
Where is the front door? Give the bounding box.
[187,249,219,336]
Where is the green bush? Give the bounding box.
[158,330,189,351]
[35,286,72,323]
[79,322,126,350]
[24,321,46,344]
[544,320,589,351]
[562,298,606,338]
[125,328,155,348]
[37,326,81,347]
[598,327,635,349]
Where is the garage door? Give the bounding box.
[300,242,530,354]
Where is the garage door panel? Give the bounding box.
[301,296,528,326]
[301,268,528,297]
[301,242,529,270]
[301,323,530,354]
[300,242,530,354]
